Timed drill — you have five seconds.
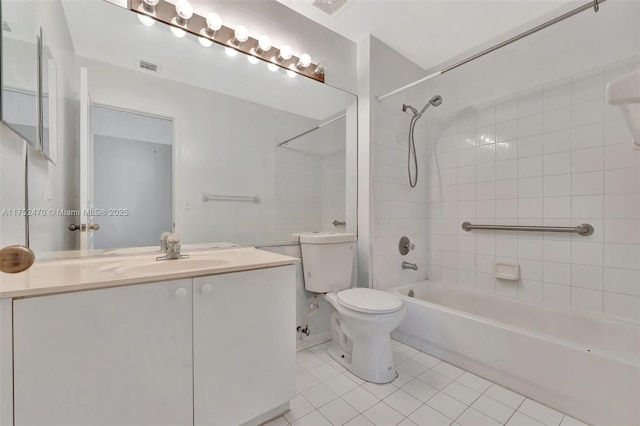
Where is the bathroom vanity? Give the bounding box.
[0,248,297,426]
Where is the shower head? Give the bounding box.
[403,95,443,119]
[417,94,443,117]
[429,95,443,107]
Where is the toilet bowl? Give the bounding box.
[295,232,406,384]
[322,289,406,383]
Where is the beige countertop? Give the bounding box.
[0,247,299,299]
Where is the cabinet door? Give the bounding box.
[13,280,193,426]
[193,266,296,426]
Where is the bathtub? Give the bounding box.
[389,281,639,426]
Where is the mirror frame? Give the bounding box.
[0,2,54,163]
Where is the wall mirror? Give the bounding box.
[1,0,40,150]
[1,0,58,163]
[9,0,357,258]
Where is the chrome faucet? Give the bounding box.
[160,231,171,253]
[157,233,189,261]
[402,261,418,271]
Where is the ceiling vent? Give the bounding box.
[137,58,160,73]
[312,0,352,16]
[2,21,13,33]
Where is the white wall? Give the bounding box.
[0,125,26,248]
[370,0,640,322]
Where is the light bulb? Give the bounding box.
[278,45,293,61]
[225,47,238,57]
[198,36,213,47]
[138,14,156,26]
[234,25,249,43]
[314,61,327,76]
[247,56,259,64]
[287,69,297,78]
[175,0,193,20]
[142,0,159,13]
[297,53,311,69]
[258,35,272,53]
[170,24,186,38]
[267,63,279,72]
[206,13,222,32]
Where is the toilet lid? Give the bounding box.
[336,288,403,314]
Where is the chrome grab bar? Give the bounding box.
[461,222,594,236]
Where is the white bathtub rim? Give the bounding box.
[389,281,639,368]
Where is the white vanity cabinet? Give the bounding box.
[12,279,195,426]
[193,267,296,426]
[10,265,296,426]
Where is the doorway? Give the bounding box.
[91,105,173,249]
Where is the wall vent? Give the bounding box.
[138,59,159,72]
[312,0,352,16]
[2,21,13,33]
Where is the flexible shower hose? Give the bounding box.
[408,115,419,188]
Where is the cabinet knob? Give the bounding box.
[201,284,212,295]
[175,288,187,299]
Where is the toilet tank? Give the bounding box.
[296,232,357,293]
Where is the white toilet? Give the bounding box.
[297,232,406,384]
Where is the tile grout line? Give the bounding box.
[291,342,580,426]
[502,397,528,425]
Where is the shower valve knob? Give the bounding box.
[399,236,414,256]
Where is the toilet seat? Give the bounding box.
[336,288,403,314]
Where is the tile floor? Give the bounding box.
[265,340,589,426]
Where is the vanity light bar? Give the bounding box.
[130,0,325,83]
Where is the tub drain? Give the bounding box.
[408,290,415,298]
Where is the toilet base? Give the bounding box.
[327,340,398,384]
[328,342,352,372]
[320,292,406,384]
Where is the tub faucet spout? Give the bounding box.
[402,261,418,271]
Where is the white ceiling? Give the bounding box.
[277,0,574,70]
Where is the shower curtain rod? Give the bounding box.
[377,0,605,101]
[277,113,346,147]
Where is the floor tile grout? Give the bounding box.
[275,340,581,426]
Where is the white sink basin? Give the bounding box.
[98,257,231,275]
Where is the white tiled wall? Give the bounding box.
[274,117,348,241]
[321,149,347,232]
[369,38,433,291]
[372,98,431,289]
[423,56,640,322]
[274,146,323,241]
